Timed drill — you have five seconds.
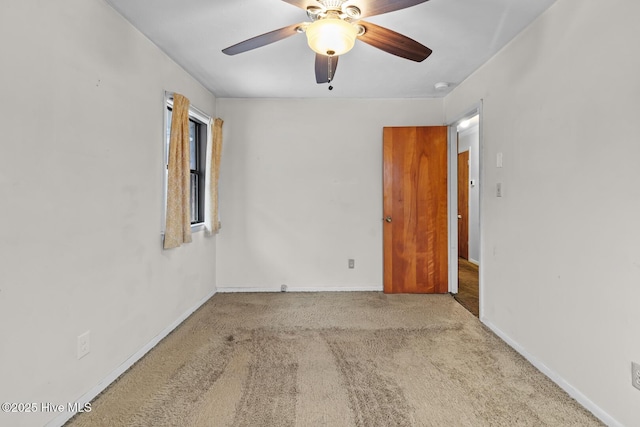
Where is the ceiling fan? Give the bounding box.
[222,0,432,85]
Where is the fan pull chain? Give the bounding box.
[328,56,334,91]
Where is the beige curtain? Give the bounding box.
[164,93,192,249]
[207,118,224,234]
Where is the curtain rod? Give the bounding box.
[164,90,212,121]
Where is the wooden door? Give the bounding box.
[457,150,469,259]
[383,126,448,293]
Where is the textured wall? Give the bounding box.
[216,98,444,291]
[444,0,640,425]
[0,1,217,426]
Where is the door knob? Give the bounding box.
[385,216,392,223]
[458,214,462,219]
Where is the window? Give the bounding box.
[165,99,209,227]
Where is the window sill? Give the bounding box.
[161,223,205,240]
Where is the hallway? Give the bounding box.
[454,257,479,317]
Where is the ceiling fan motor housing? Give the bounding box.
[309,0,361,21]
[321,0,345,10]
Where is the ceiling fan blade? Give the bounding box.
[357,0,430,18]
[315,54,339,83]
[358,21,432,62]
[222,23,303,55]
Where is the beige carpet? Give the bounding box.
[66,292,602,427]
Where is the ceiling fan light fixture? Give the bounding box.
[306,16,357,56]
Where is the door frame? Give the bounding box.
[447,101,483,315]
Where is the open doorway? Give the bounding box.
[448,108,481,317]
[454,115,480,316]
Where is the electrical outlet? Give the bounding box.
[281,284,287,292]
[496,183,503,197]
[632,362,640,391]
[77,331,90,359]
[348,259,355,269]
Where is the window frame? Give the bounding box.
[163,94,211,234]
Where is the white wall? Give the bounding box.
[458,125,480,263]
[444,0,640,425]
[0,1,217,426]
[216,98,443,291]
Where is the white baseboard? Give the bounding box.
[46,288,217,427]
[468,258,479,266]
[216,285,382,293]
[482,319,620,427]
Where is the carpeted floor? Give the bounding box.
[66,292,602,427]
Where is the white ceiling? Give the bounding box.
[105,0,558,99]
